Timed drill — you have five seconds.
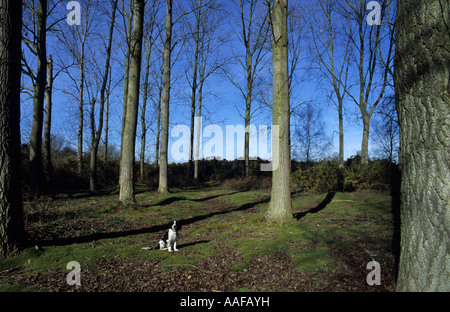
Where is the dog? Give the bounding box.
[159,220,178,252]
[142,220,179,252]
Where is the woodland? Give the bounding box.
[0,0,448,293]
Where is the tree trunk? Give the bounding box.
[0,0,26,258]
[119,1,134,185]
[158,0,173,194]
[90,0,117,193]
[155,85,162,168]
[338,97,344,164]
[194,77,204,181]
[188,0,201,181]
[140,30,154,184]
[395,0,450,292]
[77,46,85,177]
[29,0,47,196]
[360,112,370,165]
[267,0,291,223]
[119,0,145,204]
[43,54,53,183]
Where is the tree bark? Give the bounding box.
[267,0,291,223]
[395,0,450,291]
[158,0,173,194]
[119,0,134,186]
[188,0,201,182]
[43,54,53,183]
[119,0,145,204]
[29,0,47,196]
[0,0,26,258]
[140,26,155,183]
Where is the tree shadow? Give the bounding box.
[293,191,336,220]
[177,240,209,249]
[37,196,270,247]
[140,190,244,207]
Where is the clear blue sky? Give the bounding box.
[19,0,390,165]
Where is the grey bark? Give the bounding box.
[158,0,173,194]
[395,0,450,291]
[119,0,145,204]
[267,0,292,222]
[43,54,53,182]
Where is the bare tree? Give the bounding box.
[89,0,118,193]
[43,54,53,181]
[139,0,161,183]
[0,0,26,258]
[293,102,332,164]
[371,95,398,162]
[308,0,352,165]
[342,0,394,165]
[228,0,270,176]
[24,0,47,195]
[56,0,98,177]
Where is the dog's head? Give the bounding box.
[171,220,177,232]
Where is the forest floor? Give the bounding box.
[0,184,398,292]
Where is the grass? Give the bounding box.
[0,186,397,292]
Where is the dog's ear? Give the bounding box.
[175,221,182,231]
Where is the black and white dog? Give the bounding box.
[159,220,178,252]
[142,220,179,252]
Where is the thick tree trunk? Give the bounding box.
[119,0,145,204]
[0,0,26,258]
[158,0,173,194]
[267,0,291,223]
[29,0,47,196]
[395,0,450,292]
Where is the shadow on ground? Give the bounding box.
[293,191,335,220]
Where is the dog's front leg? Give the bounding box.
[173,241,178,252]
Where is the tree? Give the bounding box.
[371,95,398,162]
[293,102,332,164]
[266,0,291,222]
[229,0,270,177]
[56,0,97,177]
[0,0,26,258]
[158,0,173,194]
[28,0,47,195]
[395,0,449,291]
[89,0,118,193]
[119,0,145,204]
[139,0,161,183]
[308,0,351,165]
[43,55,54,181]
[342,0,394,165]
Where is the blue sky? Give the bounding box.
[19,0,392,165]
